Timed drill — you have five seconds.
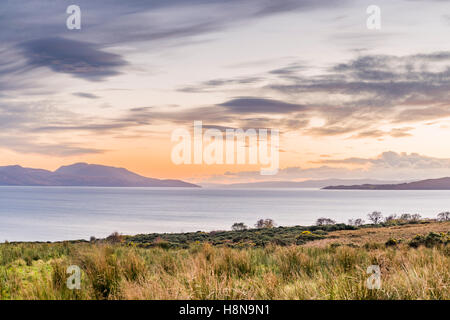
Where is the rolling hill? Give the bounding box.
[323,177,450,190]
[202,179,406,189]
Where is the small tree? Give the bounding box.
[255,219,276,229]
[400,213,412,221]
[231,222,248,231]
[411,214,422,221]
[316,218,336,226]
[437,212,450,221]
[348,218,364,226]
[106,231,123,243]
[368,211,383,224]
[385,214,398,223]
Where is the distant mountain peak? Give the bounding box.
[61,162,88,167]
[55,162,130,176]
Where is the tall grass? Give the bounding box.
[0,241,448,300]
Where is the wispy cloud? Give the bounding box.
[219,97,307,114]
[215,151,450,182]
[73,92,100,99]
[315,151,450,170]
[0,136,104,156]
[177,51,450,138]
[19,38,127,81]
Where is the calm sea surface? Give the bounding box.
[0,186,449,241]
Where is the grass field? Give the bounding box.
[0,221,448,300]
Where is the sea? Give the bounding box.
[0,186,448,241]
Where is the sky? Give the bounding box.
[2,0,450,183]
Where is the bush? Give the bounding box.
[296,231,325,245]
[152,237,172,249]
[409,232,449,248]
[310,223,356,232]
[231,223,248,231]
[106,232,123,244]
[384,214,398,224]
[255,219,276,229]
[348,218,364,226]
[316,218,336,226]
[385,238,399,247]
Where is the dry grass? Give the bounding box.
[303,221,450,248]
[0,232,448,300]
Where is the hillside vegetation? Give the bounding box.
[0,221,448,300]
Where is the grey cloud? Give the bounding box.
[219,97,307,114]
[99,51,450,138]
[394,106,450,123]
[1,0,346,46]
[0,0,350,87]
[0,136,104,156]
[174,51,450,139]
[0,0,350,106]
[0,101,77,131]
[316,151,450,170]
[305,124,366,137]
[0,99,151,156]
[218,151,450,182]
[350,127,413,139]
[178,64,305,93]
[269,63,307,77]
[32,123,132,133]
[19,38,127,81]
[389,127,414,138]
[73,92,100,99]
[179,77,262,93]
[0,100,140,136]
[201,125,237,131]
[271,53,450,98]
[264,52,450,135]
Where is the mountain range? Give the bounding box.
[323,177,450,190]
[0,163,199,187]
[3,163,449,190]
[201,179,407,189]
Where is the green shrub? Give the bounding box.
[296,231,325,245]
[385,238,399,247]
[409,232,449,248]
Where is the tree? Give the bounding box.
[348,218,364,226]
[231,222,248,231]
[368,211,383,224]
[316,218,336,226]
[106,231,123,243]
[384,214,398,223]
[411,214,422,221]
[255,219,275,229]
[400,213,412,221]
[437,212,450,221]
